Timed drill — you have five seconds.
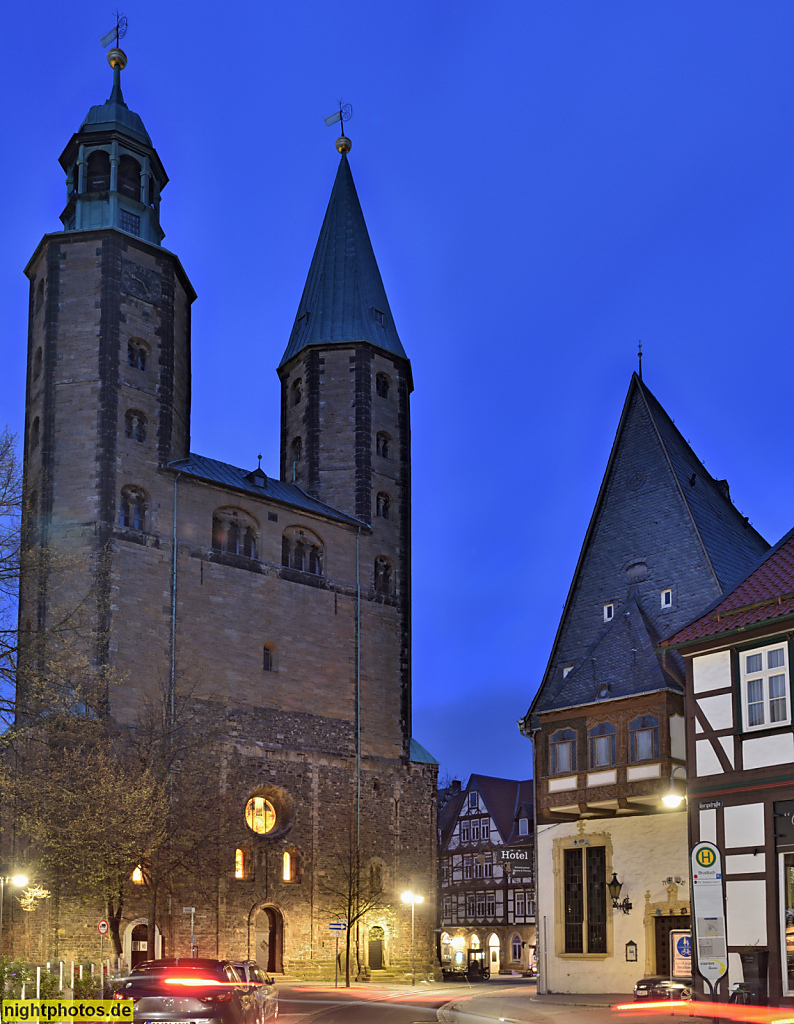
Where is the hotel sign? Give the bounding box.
[499,847,532,876]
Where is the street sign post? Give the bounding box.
[98,919,109,996]
[328,922,347,987]
[670,930,692,979]
[691,842,727,997]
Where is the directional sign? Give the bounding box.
[97,919,109,936]
[328,921,347,932]
[671,930,691,979]
[691,842,727,985]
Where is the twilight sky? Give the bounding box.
[3,2,794,784]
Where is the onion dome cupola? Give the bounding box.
[57,49,167,245]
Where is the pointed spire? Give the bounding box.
[279,153,408,368]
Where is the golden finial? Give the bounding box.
[107,47,127,70]
[336,136,352,154]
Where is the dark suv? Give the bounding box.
[229,962,277,1022]
[114,958,259,1024]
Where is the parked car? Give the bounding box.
[229,961,277,1021]
[634,975,692,1001]
[113,958,259,1024]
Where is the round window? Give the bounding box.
[245,796,276,834]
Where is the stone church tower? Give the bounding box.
[17,50,437,975]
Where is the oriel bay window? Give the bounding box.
[563,845,607,954]
[589,722,616,768]
[550,728,576,774]
[629,715,659,761]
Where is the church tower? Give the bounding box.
[278,135,413,742]
[21,48,194,680]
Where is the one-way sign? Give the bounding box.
[329,921,347,932]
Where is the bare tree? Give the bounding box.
[318,816,388,986]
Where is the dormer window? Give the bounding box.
[468,792,478,809]
[372,308,385,325]
[518,817,529,836]
[603,603,614,622]
[661,588,672,609]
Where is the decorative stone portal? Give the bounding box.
[123,918,163,969]
[642,883,690,976]
[368,925,385,969]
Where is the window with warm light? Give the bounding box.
[131,866,145,884]
[283,851,291,881]
[245,796,276,834]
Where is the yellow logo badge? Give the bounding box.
[696,846,716,868]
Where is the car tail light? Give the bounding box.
[199,992,233,1004]
[112,993,139,1004]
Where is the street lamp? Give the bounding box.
[0,874,29,954]
[401,890,424,986]
[662,765,687,808]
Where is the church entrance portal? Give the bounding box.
[368,926,385,970]
[254,907,283,974]
[131,923,148,969]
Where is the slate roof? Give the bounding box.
[167,453,367,528]
[409,737,438,764]
[438,775,534,849]
[664,526,794,647]
[523,374,768,729]
[80,65,151,146]
[279,153,409,370]
[539,596,681,714]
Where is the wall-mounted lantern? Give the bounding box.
[608,872,633,914]
[625,940,638,962]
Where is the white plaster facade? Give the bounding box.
[536,811,688,994]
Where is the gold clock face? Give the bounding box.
[121,261,162,304]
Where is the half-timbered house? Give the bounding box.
[663,527,794,1004]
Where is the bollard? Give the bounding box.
[21,984,25,1000]
[36,966,40,1000]
[59,961,63,992]
[79,964,83,981]
[70,961,74,993]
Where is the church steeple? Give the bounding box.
[57,49,167,245]
[279,151,409,373]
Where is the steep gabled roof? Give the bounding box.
[523,374,768,729]
[168,453,367,528]
[664,526,794,647]
[468,775,534,845]
[279,153,409,371]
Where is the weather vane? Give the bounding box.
[638,340,643,381]
[100,11,128,50]
[324,101,353,154]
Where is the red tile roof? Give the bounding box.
[664,528,794,646]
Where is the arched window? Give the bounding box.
[511,935,522,962]
[86,150,110,192]
[33,347,43,380]
[263,644,275,672]
[376,372,390,399]
[30,417,40,450]
[376,493,391,520]
[211,507,259,559]
[369,861,383,892]
[374,556,393,596]
[118,155,141,201]
[120,485,147,530]
[283,849,301,883]
[588,722,616,768]
[282,526,324,576]
[127,340,149,371]
[549,728,576,774]
[376,432,391,459]
[291,379,302,406]
[124,409,147,443]
[235,845,253,881]
[291,437,302,464]
[629,715,659,762]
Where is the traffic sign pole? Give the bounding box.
[97,919,109,997]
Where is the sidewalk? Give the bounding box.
[439,987,688,1024]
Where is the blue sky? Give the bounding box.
[3,2,794,783]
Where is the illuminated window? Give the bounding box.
[282,848,300,883]
[235,846,253,881]
[283,851,291,881]
[245,796,276,834]
[511,935,522,961]
[131,866,145,885]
